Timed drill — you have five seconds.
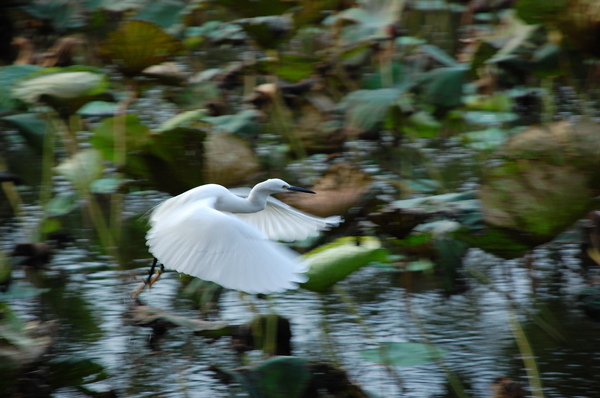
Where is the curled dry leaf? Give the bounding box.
[284,163,371,217]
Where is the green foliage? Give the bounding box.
[92,115,207,194]
[340,88,402,135]
[360,342,448,367]
[324,0,405,44]
[46,357,108,389]
[211,0,299,18]
[132,0,185,29]
[45,191,79,217]
[203,109,262,137]
[1,113,47,151]
[101,20,181,75]
[12,66,109,104]
[416,66,467,108]
[301,237,390,293]
[55,149,104,192]
[458,128,510,150]
[480,161,593,243]
[227,356,311,398]
[20,0,88,32]
[236,15,294,49]
[91,114,152,163]
[515,0,568,24]
[275,54,317,83]
[0,65,43,112]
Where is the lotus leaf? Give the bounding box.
[0,65,43,112]
[45,191,79,217]
[301,236,390,293]
[132,0,184,30]
[1,113,47,152]
[324,0,404,44]
[0,283,50,301]
[480,161,592,243]
[101,20,180,76]
[210,0,299,18]
[360,342,448,367]
[203,109,262,137]
[11,67,109,112]
[236,15,294,50]
[340,88,402,136]
[54,149,104,192]
[416,66,468,108]
[230,356,311,398]
[91,114,152,163]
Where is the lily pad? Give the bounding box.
[235,15,294,49]
[324,0,404,44]
[45,191,79,217]
[204,109,262,137]
[132,0,184,30]
[101,20,181,76]
[458,127,509,150]
[1,113,47,151]
[76,100,118,116]
[11,66,110,114]
[91,114,152,163]
[360,342,448,367]
[417,66,467,108]
[233,356,311,398]
[0,65,43,112]
[55,149,104,192]
[0,283,49,300]
[90,177,130,194]
[480,161,592,243]
[133,127,207,195]
[210,0,299,18]
[301,236,389,293]
[463,111,519,126]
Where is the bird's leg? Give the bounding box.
[131,258,164,299]
[146,257,164,288]
[146,257,158,285]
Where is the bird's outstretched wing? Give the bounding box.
[230,188,342,242]
[146,198,308,294]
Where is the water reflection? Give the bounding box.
[4,238,600,397]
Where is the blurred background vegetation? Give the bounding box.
[1,0,600,397]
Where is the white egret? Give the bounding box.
[145,178,343,294]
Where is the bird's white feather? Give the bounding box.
[230,188,342,241]
[146,179,342,294]
[147,197,308,294]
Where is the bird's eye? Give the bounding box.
[282,185,288,189]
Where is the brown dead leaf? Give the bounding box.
[284,163,371,217]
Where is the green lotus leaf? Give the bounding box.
[54,149,104,191]
[301,236,389,293]
[0,65,43,112]
[11,67,109,105]
[360,342,448,367]
[101,20,181,75]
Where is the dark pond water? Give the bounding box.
[3,199,600,398]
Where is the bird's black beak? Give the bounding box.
[288,185,316,194]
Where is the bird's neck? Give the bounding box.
[243,190,269,213]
